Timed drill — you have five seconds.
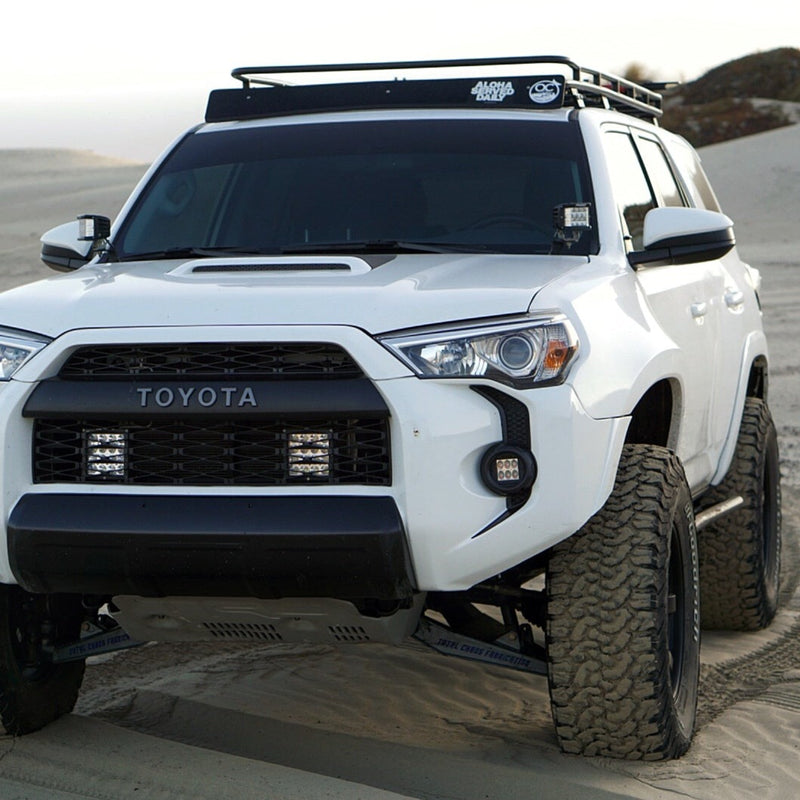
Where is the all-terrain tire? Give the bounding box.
[0,587,86,735]
[697,397,781,631]
[546,444,700,760]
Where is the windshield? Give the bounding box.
[115,117,597,259]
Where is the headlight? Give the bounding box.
[0,328,50,380]
[379,316,577,388]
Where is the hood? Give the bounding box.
[0,253,587,338]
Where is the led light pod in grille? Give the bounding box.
[84,430,128,479]
[287,431,332,478]
[34,418,391,486]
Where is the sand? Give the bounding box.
[0,131,798,799]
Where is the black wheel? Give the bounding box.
[546,444,700,760]
[0,586,86,735]
[698,397,781,630]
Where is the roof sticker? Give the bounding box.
[471,80,516,103]
[529,79,563,105]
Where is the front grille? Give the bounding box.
[60,343,363,380]
[33,417,391,486]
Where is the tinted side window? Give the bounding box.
[604,132,655,250]
[668,139,722,211]
[637,138,685,207]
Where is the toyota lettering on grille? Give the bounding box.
[136,386,258,409]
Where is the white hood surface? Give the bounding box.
[1,254,587,338]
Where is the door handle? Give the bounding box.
[691,301,707,318]
[725,288,744,309]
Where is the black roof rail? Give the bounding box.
[208,56,664,124]
[231,55,581,86]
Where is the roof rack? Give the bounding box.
[206,56,664,124]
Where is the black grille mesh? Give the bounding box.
[59,343,363,380]
[33,417,390,486]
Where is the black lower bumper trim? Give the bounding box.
[8,494,413,600]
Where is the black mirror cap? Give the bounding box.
[40,243,91,272]
[628,226,735,269]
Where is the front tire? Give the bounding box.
[547,444,700,759]
[0,587,86,735]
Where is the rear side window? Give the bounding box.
[637,137,685,208]
[667,140,722,211]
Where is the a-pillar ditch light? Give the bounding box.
[77,214,111,242]
[554,203,592,245]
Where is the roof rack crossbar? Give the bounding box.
[566,80,663,120]
[571,66,662,102]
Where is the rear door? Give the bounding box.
[665,137,746,462]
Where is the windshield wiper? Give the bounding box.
[116,246,279,262]
[117,240,507,262]
[280,240,496,255]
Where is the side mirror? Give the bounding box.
[628,207,735,269]
[40,215,111,272]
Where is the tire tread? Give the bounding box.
[698,398,781,631]
[547,444,698,760]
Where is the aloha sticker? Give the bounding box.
[529,79,562,104]
[471,80,515,102]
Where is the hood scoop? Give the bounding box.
[170,255,372,277]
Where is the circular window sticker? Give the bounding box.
[529,80,561,104]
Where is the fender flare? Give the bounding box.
[710,330,769,485]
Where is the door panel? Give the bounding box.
[602,128,720,488]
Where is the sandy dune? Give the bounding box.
[0,130,798,798]
[0,149,146,292]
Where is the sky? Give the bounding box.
[2,0,798,162]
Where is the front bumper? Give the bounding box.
[8,494,412,599]
[0,324,628,595]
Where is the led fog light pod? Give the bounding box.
[480,443,537,496]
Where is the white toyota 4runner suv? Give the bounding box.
[0,57,780,759]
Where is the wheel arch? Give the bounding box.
[624,377,681,450]
[711,332,769,485]
[747,354,769,402]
